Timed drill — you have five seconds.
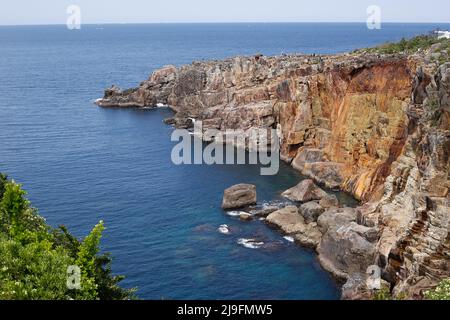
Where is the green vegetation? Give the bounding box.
[354,34,450,56]
[0,174,135,300]
[0,173,7,199]
[373,280,450,300]
[373,285,393,300]
[373,285,406,301]
[424,279,450,300]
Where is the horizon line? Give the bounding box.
[1,21,450,27]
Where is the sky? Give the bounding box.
[0,0,449,25]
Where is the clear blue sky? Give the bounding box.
[1,0,449,25]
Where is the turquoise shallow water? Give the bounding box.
[1,23,449,299]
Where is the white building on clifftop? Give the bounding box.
[435,30,450,39]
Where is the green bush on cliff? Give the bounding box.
[424,279,450,300]
[373,280,450,300]
[0,173,7,199]
[373,285,393,300]
[0,174,135,300]
[355,35,450,55]
[373,285,407,301]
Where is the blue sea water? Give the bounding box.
[1,23,449,300]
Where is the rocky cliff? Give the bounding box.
[96,41,449,299]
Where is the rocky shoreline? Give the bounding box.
[96,41,449,299]
[220,181,375,296]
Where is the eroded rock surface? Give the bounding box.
[266,206,322,249]
[318,223,377,280]
[97,53,420,200]
[361,62,450,298]
[222,184,257,209]
[299,201,325,223]
[319,194,340,208]
[281,179,328,202]
[98,48,450,298]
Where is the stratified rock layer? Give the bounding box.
[97,49,449,298]
[98,53,416,201]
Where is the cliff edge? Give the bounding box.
[96,37,449,299]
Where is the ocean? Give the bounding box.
[1,23,449,299]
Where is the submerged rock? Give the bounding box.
[222,184,257,210]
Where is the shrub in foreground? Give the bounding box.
[0,174,135,300]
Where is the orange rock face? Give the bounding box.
[97,51,449,298]
[277,58,416,201]
[97,54,419,201]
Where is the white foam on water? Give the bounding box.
[218,224,230,235]
[226,211,247,217]
[283,236,295,243]
[156,103,168,108]
[237,238,264,249]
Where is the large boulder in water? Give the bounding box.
[281,179,328,202]
[222,184,257,210]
